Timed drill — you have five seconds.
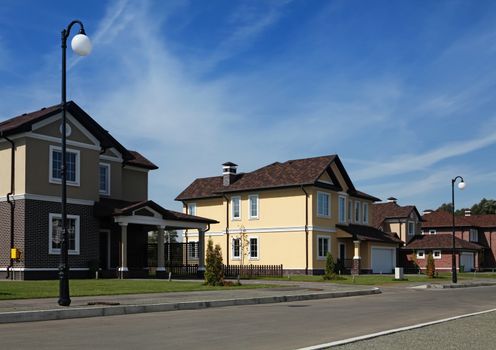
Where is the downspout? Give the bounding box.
[182,201,188,265]
[1,133,15,279]
[223,195,230,266]
[301,186,309,275]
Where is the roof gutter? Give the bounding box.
[1,132,15,279]
[301,186,309,275]
[223,194,230,266]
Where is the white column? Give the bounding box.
[157,226,166,272]
[118,223,128,278]
[352,240,361,275]
[198,229,206,273]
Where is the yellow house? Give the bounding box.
[176,155,402,274]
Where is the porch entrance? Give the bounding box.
[99,230,111,270]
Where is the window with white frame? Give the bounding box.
[232,238,241,259]
[470,229,478,242]
[416,250,425,259]
[49,213,80,255]
[433,250,441,259]
[249,194,259,219]
[249,237,259,259]
[49,146,80,185]
[338,196,346,223]
[187,203,196,216]
[317,192,330,217]
[408,222,415,236]
[355,201,361,223]
[362,203,369,224]
[231,196,241,220]
[188,241,198,259]
[348,200,353,222]
[429,229,437,235]
[317,236,330,259]
[99,163,110,195]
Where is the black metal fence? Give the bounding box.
[223,264,284,278]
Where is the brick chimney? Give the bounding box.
[465,209,471,216]
[222,162,238,186]
[387,197,397,204]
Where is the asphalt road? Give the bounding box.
[1,285,495,350]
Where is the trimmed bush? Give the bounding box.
[426,252,436,278]
[205,239,224,286]
[323,253,337,280]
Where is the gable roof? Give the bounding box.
[336,224,403,244]
[422,210,475,228]
[404,234,483,251]
[372,202,422,229]
[176,155,380,201]
[0,101,157,170]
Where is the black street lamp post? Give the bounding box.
[451,176,465,284]
[58,20,91,306]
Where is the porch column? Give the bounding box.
[352,240,361,275]
[197,229,206,278]
[118,223,128,278]
[156,226,166,273]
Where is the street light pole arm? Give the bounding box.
[452,175,464,185]
[62,20,87,43]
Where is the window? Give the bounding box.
[249,237,259,259]
[470,229,478,242]
[408,222,415,236]
[49,146,80,186]
[187,203,196,216]
[429,229,436,235]
[188,241,198,259]
[99,163,110,195]
[433,250,441,259]
[317,236,330,259]
[249,195,259,219]
[348,200,353,221]
[416,250,425,259]
[355,201,361,223]
[338,196,346,223]
[231,196,241,220]
[317,192,330,217]
[362,203,368,224]
[232,238,241,259]
[49,213,80,255]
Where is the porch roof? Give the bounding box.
[94,198,218,230]
[403,234,484,251]
[336,224,403,244]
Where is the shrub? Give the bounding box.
[205,239,224,286]
[323,253,337,280]
[426,252,436,278]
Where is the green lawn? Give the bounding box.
[254,272,496,286]
[0,279,271,300]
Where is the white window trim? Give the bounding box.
[407,221,415,236]
[429,229,437,235]
[231,237,241,260]
[416,250,425,259]
[338,195,346,224]
[433,250,442,260]
[48,213,80,255]
[248,236,259,260]
[99,162,111,196]
[248,194,259,219]
[362,202,369,224]
[188,241,199,259]
[354,201,361,223]
[317,191,331,218]
[317,235,331,260]
[231,196,241,220]
[470,229,478,242]
[49,145,81,186]
[187,203,197,216]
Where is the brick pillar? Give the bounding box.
[352,240,361,275]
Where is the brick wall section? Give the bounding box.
[24,200,99,269]
[402,250,479,272]
[0,200,26,269]
[481,230,496,267]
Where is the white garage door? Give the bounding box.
[371,248,395,274]
[460,252,474,272]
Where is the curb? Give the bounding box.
[425,281,496,289]
[0,288,380,324]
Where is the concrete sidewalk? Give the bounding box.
[0,280,379,324]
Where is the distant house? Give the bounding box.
[176,155,402,275]
[0,101,216,280]
[372,197,422,243]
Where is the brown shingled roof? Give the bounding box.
[372,202,421,229]
[126,150,158,170]
[404,234,483,251]
[422,210,474,228]
[336,224,403,244]
[464,214,496,228]
[176,155,380,201]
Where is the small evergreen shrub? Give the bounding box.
[205,239,224,286]
[323,253,337,280]
[426,252,436,278]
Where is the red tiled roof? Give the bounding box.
[422,210,475,228]
[176,155,380,201]
[336,224,403,244]
[372,202,420,229]
[404,234,483,251]
[126,151,158,170]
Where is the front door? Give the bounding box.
[339,243,346,261]
[99,231,110,269]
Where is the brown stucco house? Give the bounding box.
[0,101,216,280]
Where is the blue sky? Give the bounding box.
[1,0,495,212]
